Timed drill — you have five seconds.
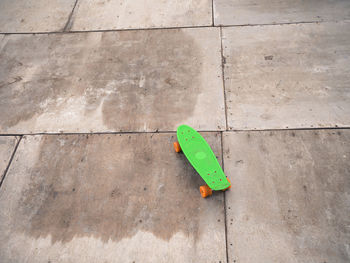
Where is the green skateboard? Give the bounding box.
[173,125,231,198]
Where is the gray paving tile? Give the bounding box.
[0,132,226,263]
[70,0,212,31]
[214,0,350,26]
[0,137,18,182]
[0,0,76,33]
[223,130,350,263]
[223,22,350,130]
[0,28,224,133]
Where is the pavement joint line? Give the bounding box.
[220,131,229,263]
[0,136,22,190]
[0,127,349,137]
[211,0,215,26]
[63,0,79,32]
[217,19,348,28]
[0,25,213,35]
[0,131,221,137]
[226,127,350,132]
[0,131,176,136]
[0,19,346,35]
[219,26,229,131]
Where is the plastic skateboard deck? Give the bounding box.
[176,125,230,191]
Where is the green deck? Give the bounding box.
[177,125,230,191]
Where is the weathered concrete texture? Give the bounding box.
[214,0,350,26]
[223,22,350,130]
[0,136,18,181]
[70,0,212,31]
[0,0,76,33]
[223,130,350,263]
[0,28,224,133]
[0,133,226,262]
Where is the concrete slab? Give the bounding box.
[223,22,350,130]
[70,0,212,31]
[0,137,18,182]
[0,28,225,134]
[223,130,350,263]
[0,0,76,33]
[0,133,226,262]
[214,0,350,26]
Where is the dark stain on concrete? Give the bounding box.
[0,30,202,131]
[17,133,222,243]
[98,30,201,131]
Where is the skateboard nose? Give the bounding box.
[195,151,207,160]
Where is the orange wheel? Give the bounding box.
[173,142,182,153]
[199,185,212,198]
[222,178,232,191]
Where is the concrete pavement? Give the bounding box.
[214,0,350,26]
[223,130,350,263]
[0,1,349,262]
[70,0,212,31]
[223,21,350,130]
[0,0,76,33]
[0,133,226,262]
[0,28,224,133]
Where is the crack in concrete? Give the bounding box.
[63,0,79,32]
[0,136,22,190]
[219,26,229,131]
